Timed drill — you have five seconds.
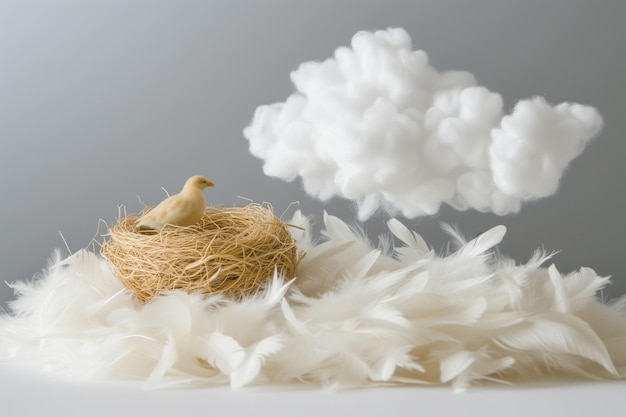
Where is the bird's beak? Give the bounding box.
[207,181,215,187]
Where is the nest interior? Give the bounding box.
[100,204,299,303]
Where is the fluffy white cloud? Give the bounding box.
[244,28,602,220]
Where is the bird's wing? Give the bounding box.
[138,194,205,229]
[138,196,183,226]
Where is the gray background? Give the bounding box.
[1,0,624,308]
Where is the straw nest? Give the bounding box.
[100,204,300,303]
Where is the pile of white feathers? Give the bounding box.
[1,212,625,390]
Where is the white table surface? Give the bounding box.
[2,362,624,417]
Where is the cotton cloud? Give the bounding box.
[244,28,602,220]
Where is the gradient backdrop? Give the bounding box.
[1,0,624,308]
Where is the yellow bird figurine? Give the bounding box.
[136,175,215,230]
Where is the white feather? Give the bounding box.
[323,211,359,242]
[565,267,612,312]
[230,335,285,389]
[201,332,245,374]
[494,312,618,376]
[457,225,507,257]
[369,346,421,381]
[147,334,178,385]
[548,265,571,313]
[387,218,429,257]
[440,350,475,384]
[280,299,311,335]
